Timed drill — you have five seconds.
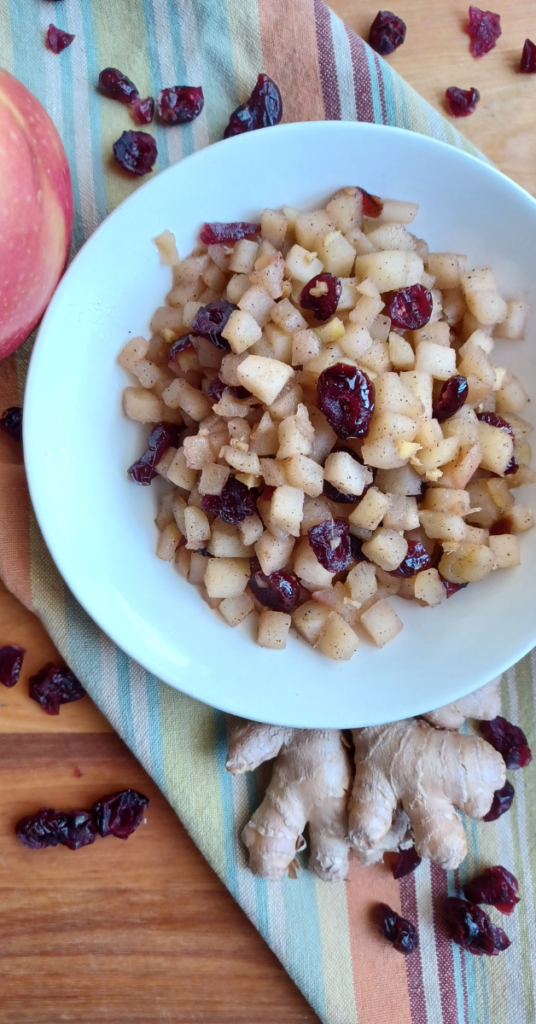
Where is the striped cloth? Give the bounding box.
[1,2,535,1022]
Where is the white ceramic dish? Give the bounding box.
[24,121,536,728]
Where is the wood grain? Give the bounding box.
[2,4,534,1018]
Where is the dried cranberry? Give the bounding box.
[520,38,536,73]
[373,902,419,954]
[158,86,204,125]
[467,6,501,58]
[93,789,149,839]
[445,86,480,117]
[464,866,520,915]
[259,486,275,501]
[169,336,195,361]
[0,406,22,442]
[207,376,250,401]
[63,811,98,850]
[388,540,432,578]
[0,645,26,687]
[192,301,236,351]
[131,96,155,124]
[359,188,384,218]
[504,457,519,476]
[308,519,351,573]
[199,222,261,245]
[224,73,282,138]
[440,575,469,598]
[368,10,406,55]
[16,808,69,849]
[445,896,510,955]
[300,273,342,322]
[46,23,75,53]
[479,716,532,770]
[98,67,139,103]
[128,422,180,485]
[390,846,422,879]
[489,517,513,536]
[384,284,433,331]
[350,535,367,562]
[318,364,375,440]
[196,547,213,557]
[483,780,515,822]
[201,476,257,524]
[249,569,301,612]
[476,411,514,437]
[433,375,469,423]
[29,663,86,715]
[113,130,157,175]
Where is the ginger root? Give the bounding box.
[226,722,350,881]
[422,678,501,730]
[349,718,505,871]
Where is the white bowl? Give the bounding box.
[24,121,536,728]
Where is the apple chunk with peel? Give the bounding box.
[237,355,294,406]
[361,598,403,647]
[270,485,304,537]
[362,528,408,570]
[204,557,250,598]
[257,610,292,650]
[324,452,373,496]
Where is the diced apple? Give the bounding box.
[237,285,276,328]
[384,494,419,531]
[399,371,433,419]
[155,492,176,531]
[365,222,416,252]
[300,495,334,533]
[441,406,479,446]
[354,251,424,292]
[307,406,337,465]
[418,510,467,542]
[292,600,331,646]
[249,411,279,455]
[388,332,415,370]
[237,355,294,405]
[476,420,514,475]
[487,477,514,510]
[414,568,446,607]
[254,531,295,575]
[318,230,357,277]
[277,404,315,458]
[422,487,471,516]
[118,337,149,372]
[268,382,304,421]
[167,448,197,490]
[292,328,321,366]
[220,445,261,476]
[284,454,324,497]
[204,557,250,598]
[316,611,359,660]
[285,244,324,284]
[375,372,425,418]
[270,485,304,537]
[295,210,335,250]
[218,592,254,627]
[367,412,421,444]
[510,504,535,532]
[346,561,378,605]
[226,273,251,304]
[326,187,363,232]
[458,347,496,388]
[294,538,335,587]
[238,513,264,547]
[123,387,165,423]
[360,598,403,647]
[439,542,494,584]
[257,609,292,650]
[156,522,182,561]
[184,506,211,550]
[377,198,419,224]
[415,341,456,380]
[349,487,390,530]
[259,457,288,487]
[489,534,521,569]
[270,297,308,333]
[417,436,461,474]
[375,464,423,495]
[261,209,287,250]
[362,528,408,570]
[324,451,373,496]
[495,372,529,414]
[496,300,529,341]
[425,253,465,290]
[221,309,262,354]
[360,436,408,470]
[439,443,482,489]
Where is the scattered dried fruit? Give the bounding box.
[479,716,532,769]
[224,73,282,138]
[0,645,26,687]
[29,663,86,715]
[0,406,22,442]
[359,188,384,218]
[98,67,139,104]
[157,86,204,125]
[128,422,180,485]
[131,96,155,125]
[445,86,480,117]
[433,375,469,422]
[489,517,513,536]
[388,540,432,578]
[93,789,149,840]
[464,865,520,915]
[300,273,342,322]
[46,23,75,53]
[201,476,257,524]
[520,38,536,73]
[440,576,469,598]
[192,300,236,350]
[113,130,157,175]
[483,780,515,821]
[318,363,375,439]
[207,376,250,401]
[476,411,514,437]
[373,902,419,953]
[308,519,351,573]
[16,808,68,849]
[467,6,501,59]
[445,896,511,955]
[390,846,422,879]
[384,284,433,330]
[249,568,301,612]
[199,222,261,246]
[368,10,407,55]
[63,811,98,850]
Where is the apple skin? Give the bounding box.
[0,69,73,360]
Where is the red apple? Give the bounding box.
[0,69,73,360]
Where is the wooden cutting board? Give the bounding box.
[1,3,534,1019]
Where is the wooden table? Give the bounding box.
[1,3,534,1019]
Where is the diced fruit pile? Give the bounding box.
[119,186,535,661]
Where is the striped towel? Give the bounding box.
[1,2,535,1022]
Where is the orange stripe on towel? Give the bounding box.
[258,0,325,125]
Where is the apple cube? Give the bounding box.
[418,510,467,543]
[184,506,211,550]
[510,504,535,532]
[218,592,254,627]
[340,324,374,361]
[270,485,304,537]
[155,492,176,532]
[221,309,262,354]
[257,609,292,650]
[284,454,324,497]
[254,531,295,574]
[346,561,378,605]
[465,287,508,327]
[439,543,494,584]
[316,611,359,660]
[207,521,252,558]
[365,223,417,253]
[496,300,529,340]
[175,546,191,578]
[292,600,331,645]
[422,487,471,516]
[259,458,287,487]
[367,412,421,444]
[268,382,304,421]
[374,372,425,418]
[220,445,261,477]
[292,328,321,366]
[237,355,294,405]
[487,477,514,510]
[166,449,197,490]
[308,406,337,465]
[417,437,461,474]
[495,373,529,414]
[226,273,251,304]
[384,494,419,531]
[228,239,259,275]
[389,333,415,370]
[155,522,182,561]
[295,209,335,250]
[458,347,496,389]
[425,253,465,289]
[324,451,373,496]
[377,198,419,223]
[238,513,264,548]
[399,371,433,419]
[204,557,250,598]
[118,337,149,372]
[441,406,479,446]
[318,230,357,277]
[362,528,408,570]
[277,404,314,458]
[162,379,211,421]
[415,341,456,380]
[300,495,334,533]
[294,538,335,587]
[439,443,482,489]
[249,411,279,456]
[489,534,521,569]
[354,251,424,292]
[360,437,408,470]
[414,568,446,607]
[349,487,390,531]
[260,208,287,249]
[270,297,308,333]
[476,420,514,475]
[464,480,499,528]
[375,465,423,495]
[237,285,276,328]
[326,187,363,231]
[123,387,165,424]
[182,435,212,470]
[360,598,403,647]
[285,244,324,284]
